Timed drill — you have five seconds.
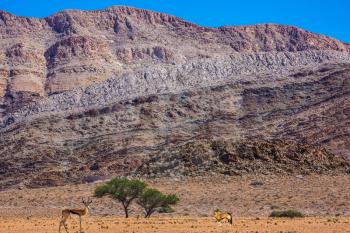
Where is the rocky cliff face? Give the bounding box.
[0,7,349,189]
[0,6,349,113]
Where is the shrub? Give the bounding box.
[158,206,175,213]
[269,210,304,218]
[85,109,99,117]
[250,181,264,186]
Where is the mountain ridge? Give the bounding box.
[0,5,349,46]
[1,6,349,116]
[0,6,349,189]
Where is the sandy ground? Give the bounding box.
[0,175,349,218]
[0,216,350,233]
[0,175,349,232]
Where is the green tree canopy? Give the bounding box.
[137,188,179,218]
[94,178,147,218]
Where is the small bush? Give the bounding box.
[250,181,264,186]
[269,210,304,218]
[158,206,175,213]
[85,109,99,117]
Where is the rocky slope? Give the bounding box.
[0,6,349,189]
[136,139,348,177]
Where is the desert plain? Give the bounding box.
[0,5,350,233]
[1,216,350,233]
[0,175,349,233]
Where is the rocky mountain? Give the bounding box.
[0,6,349,189]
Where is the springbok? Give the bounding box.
[214,209,233,224]
[59,198,92,233]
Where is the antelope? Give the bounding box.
[59,198,92,233]
[214,209,233,224]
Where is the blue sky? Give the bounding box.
[0,0,349,43]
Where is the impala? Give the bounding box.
[59,198,92,233]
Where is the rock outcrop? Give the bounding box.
[136,139,348,177]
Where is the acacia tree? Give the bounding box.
[95,178,147,218]
[137,188,179,218]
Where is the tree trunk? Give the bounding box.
[144,208,149,218]
[123,205,129,218]
[145,209,154,218]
